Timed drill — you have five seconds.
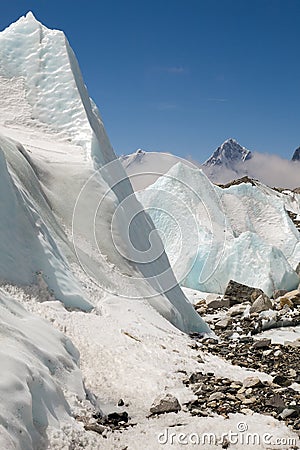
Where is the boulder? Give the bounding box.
[150,393,181,415]
[206,294,230,309]
[215,318,232,329]
[224,280,264,306]
[273,289,288,299]
[250,294,272,314]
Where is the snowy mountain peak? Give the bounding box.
[203,138,252,167]
[292,146,300,162]
[120,148,146,169]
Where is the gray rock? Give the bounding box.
[224,280,264,306]
[278,408,298,419]
[250,294,272,314]
[243,376,262,388]
[208,392,225,401]
[150,393,181,415]
[252,338,271,349]
[215,318,232,329]
[206,295,230,309]
[273,289,288,299]
[228,304,248,317]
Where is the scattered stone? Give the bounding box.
[185,371,300,431]
[215,318,232,329]
[224,280,263,306]
[206,295,230,309]
[272,375,291,387]
[150,393,181,415]
[273,289,288,299]
[250,294,272,314]
[118,399,125,407]
[279,408,298,420]
[265,393,285,409]
[279,297,294,309]
[84,423,106,434]
[243,376,262,388]
[228,303,248,316]
[208,392,225,401]
[252,338,271,349]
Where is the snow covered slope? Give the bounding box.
[0,290,87,450]
[138,163,300,295]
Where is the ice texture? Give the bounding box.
[138,163,300,295]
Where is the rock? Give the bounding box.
[279,297,294,309]
[117,399,125,407]
[265,393,285,409]
[208,392,225,401]
[278,408,298,420]
[150,393,181,415]
[224,280,264,306]
[241,408,254,415]
[84,423,107,434]
[289,369,297,377]
[215,318,232,329]
[228,304,248,317]
[250,294,272,314]
[273,289,288,299]
[196,306,207,315]
[107,411,129,425]
[284,289,300,306]
[194,299,206,308]
[243,376,262,388]
[272,375,290,387]
[206,295,230,309]
[242,397,256,405]
[252,338,271,349]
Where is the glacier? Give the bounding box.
[137,163,300,296]
[0,12,209,335]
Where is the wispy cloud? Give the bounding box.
[207,98,228,103]
[152,66,188,75]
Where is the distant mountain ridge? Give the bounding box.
[292,147,300,162]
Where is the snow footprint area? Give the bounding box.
[0,290,88,450]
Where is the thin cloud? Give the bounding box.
[155,102,178,111]
[152,66,188,74]
[202,153,300,189]
[207,98,228,103]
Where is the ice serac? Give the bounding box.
[0,13,209,334]
[138,163,300,296]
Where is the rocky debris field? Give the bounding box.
[188,280,300,437]
[184,370,300,431]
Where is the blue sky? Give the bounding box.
[1,0,300,161]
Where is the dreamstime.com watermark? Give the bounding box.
[157,422,298,447]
